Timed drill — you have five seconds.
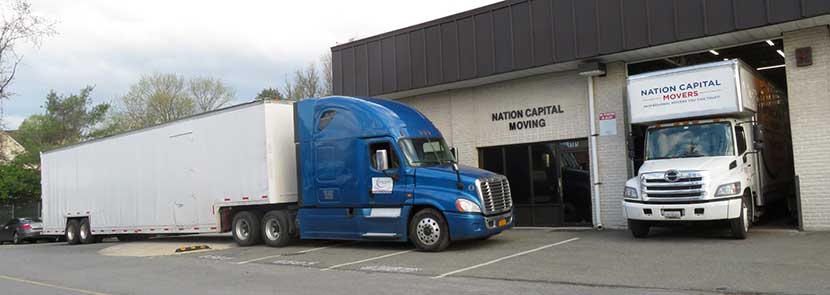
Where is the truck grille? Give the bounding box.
[477,176,513,215]
[641,171,706,201]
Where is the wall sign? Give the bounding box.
[599,112,617,136]
[491,105,564,131]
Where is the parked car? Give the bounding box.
[0,217,44,244]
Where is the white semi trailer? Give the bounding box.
[623,59,794,239]
[40,101,298,242]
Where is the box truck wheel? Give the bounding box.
[232,211,261,246]
[730,194,750,239]
[66,219,81,245]
[261,210,293,247]
[79,218,96,244]
[628,219,650,238]
[409,208,450,252]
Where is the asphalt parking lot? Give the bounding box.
[2,228,829,295]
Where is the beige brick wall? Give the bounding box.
[399,71,590,167]
[784,26,830,231]
[591,62,631,229]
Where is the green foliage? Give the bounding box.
[0,158,40,203]
[255,87,283,100]
[15,86,110,162]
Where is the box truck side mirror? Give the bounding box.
[753,124,765,146]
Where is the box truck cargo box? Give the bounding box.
[627,60,760,124]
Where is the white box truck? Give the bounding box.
[623,59,794,239]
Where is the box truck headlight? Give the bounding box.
[715,182,741,197]
[456,198,481,213]
[624,187,639,200]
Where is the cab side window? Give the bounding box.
[318,110,336,131]
[735,126,747,155]
[369,142,399,170]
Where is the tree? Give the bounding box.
[0,158,40,203]
[14,86,110,165]
[254,87,283,101]
[284,63,323,100]
[320,52,333,96]
[189,77,234,112]
[0,0,55,122]
[117,73,194,129]
[116,73,236,129]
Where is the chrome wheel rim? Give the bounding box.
[416,217,441,245]
[67,228,75,241]
[235,219,250,240]
[80,224,89,240]
[265,219,281,241]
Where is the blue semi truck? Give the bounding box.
[41,96,513,252]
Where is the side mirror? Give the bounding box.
[626,138,637,159]
[753,142,764,151]
[375,149,389,171]
[753,124,765,144]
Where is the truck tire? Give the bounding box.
[628,219,650,238]
[730,194,750,240]
[261,210,293,247]
[66,219,81,245]
[232,211,261,247]
[409,208,450,252]
[79,218,96,244]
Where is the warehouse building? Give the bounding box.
[330,0,830,230]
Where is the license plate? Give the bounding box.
[661,209,683,219]
[497,218,508,227]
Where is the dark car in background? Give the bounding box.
[0,217,45,244]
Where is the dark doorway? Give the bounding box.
[479,139,591,227]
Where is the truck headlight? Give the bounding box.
[715,182,741,197]
[455,198,481,213]
[624,187,639,200]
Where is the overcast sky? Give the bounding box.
[1,0,500,130]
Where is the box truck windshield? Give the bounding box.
[646,122,734,160]
[399,137,455,167]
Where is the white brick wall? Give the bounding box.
[784,26,830,231]
[591,62,631,229]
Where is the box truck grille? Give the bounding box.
[477,176,513,215]
[641,172,705,201]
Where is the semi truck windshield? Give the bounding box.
[646,122,734,160]
[399,137,456,167]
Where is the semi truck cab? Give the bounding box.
[295,97,513,251]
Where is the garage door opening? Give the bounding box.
[479,139,591,227]
[627,39,798,229]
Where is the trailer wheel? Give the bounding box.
[628,219,650,238]
[232,211,261,247]
[409,208,450,252]
[79,218,96,244]
[66,219,81,245]
[261,210,293,247]
[730,194,750,240]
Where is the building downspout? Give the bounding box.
[587,75,603,230]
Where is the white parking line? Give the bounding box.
[0,275,111,295]
[321,249,415,271]
[236,244,343,265]
[432,237,580,279]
